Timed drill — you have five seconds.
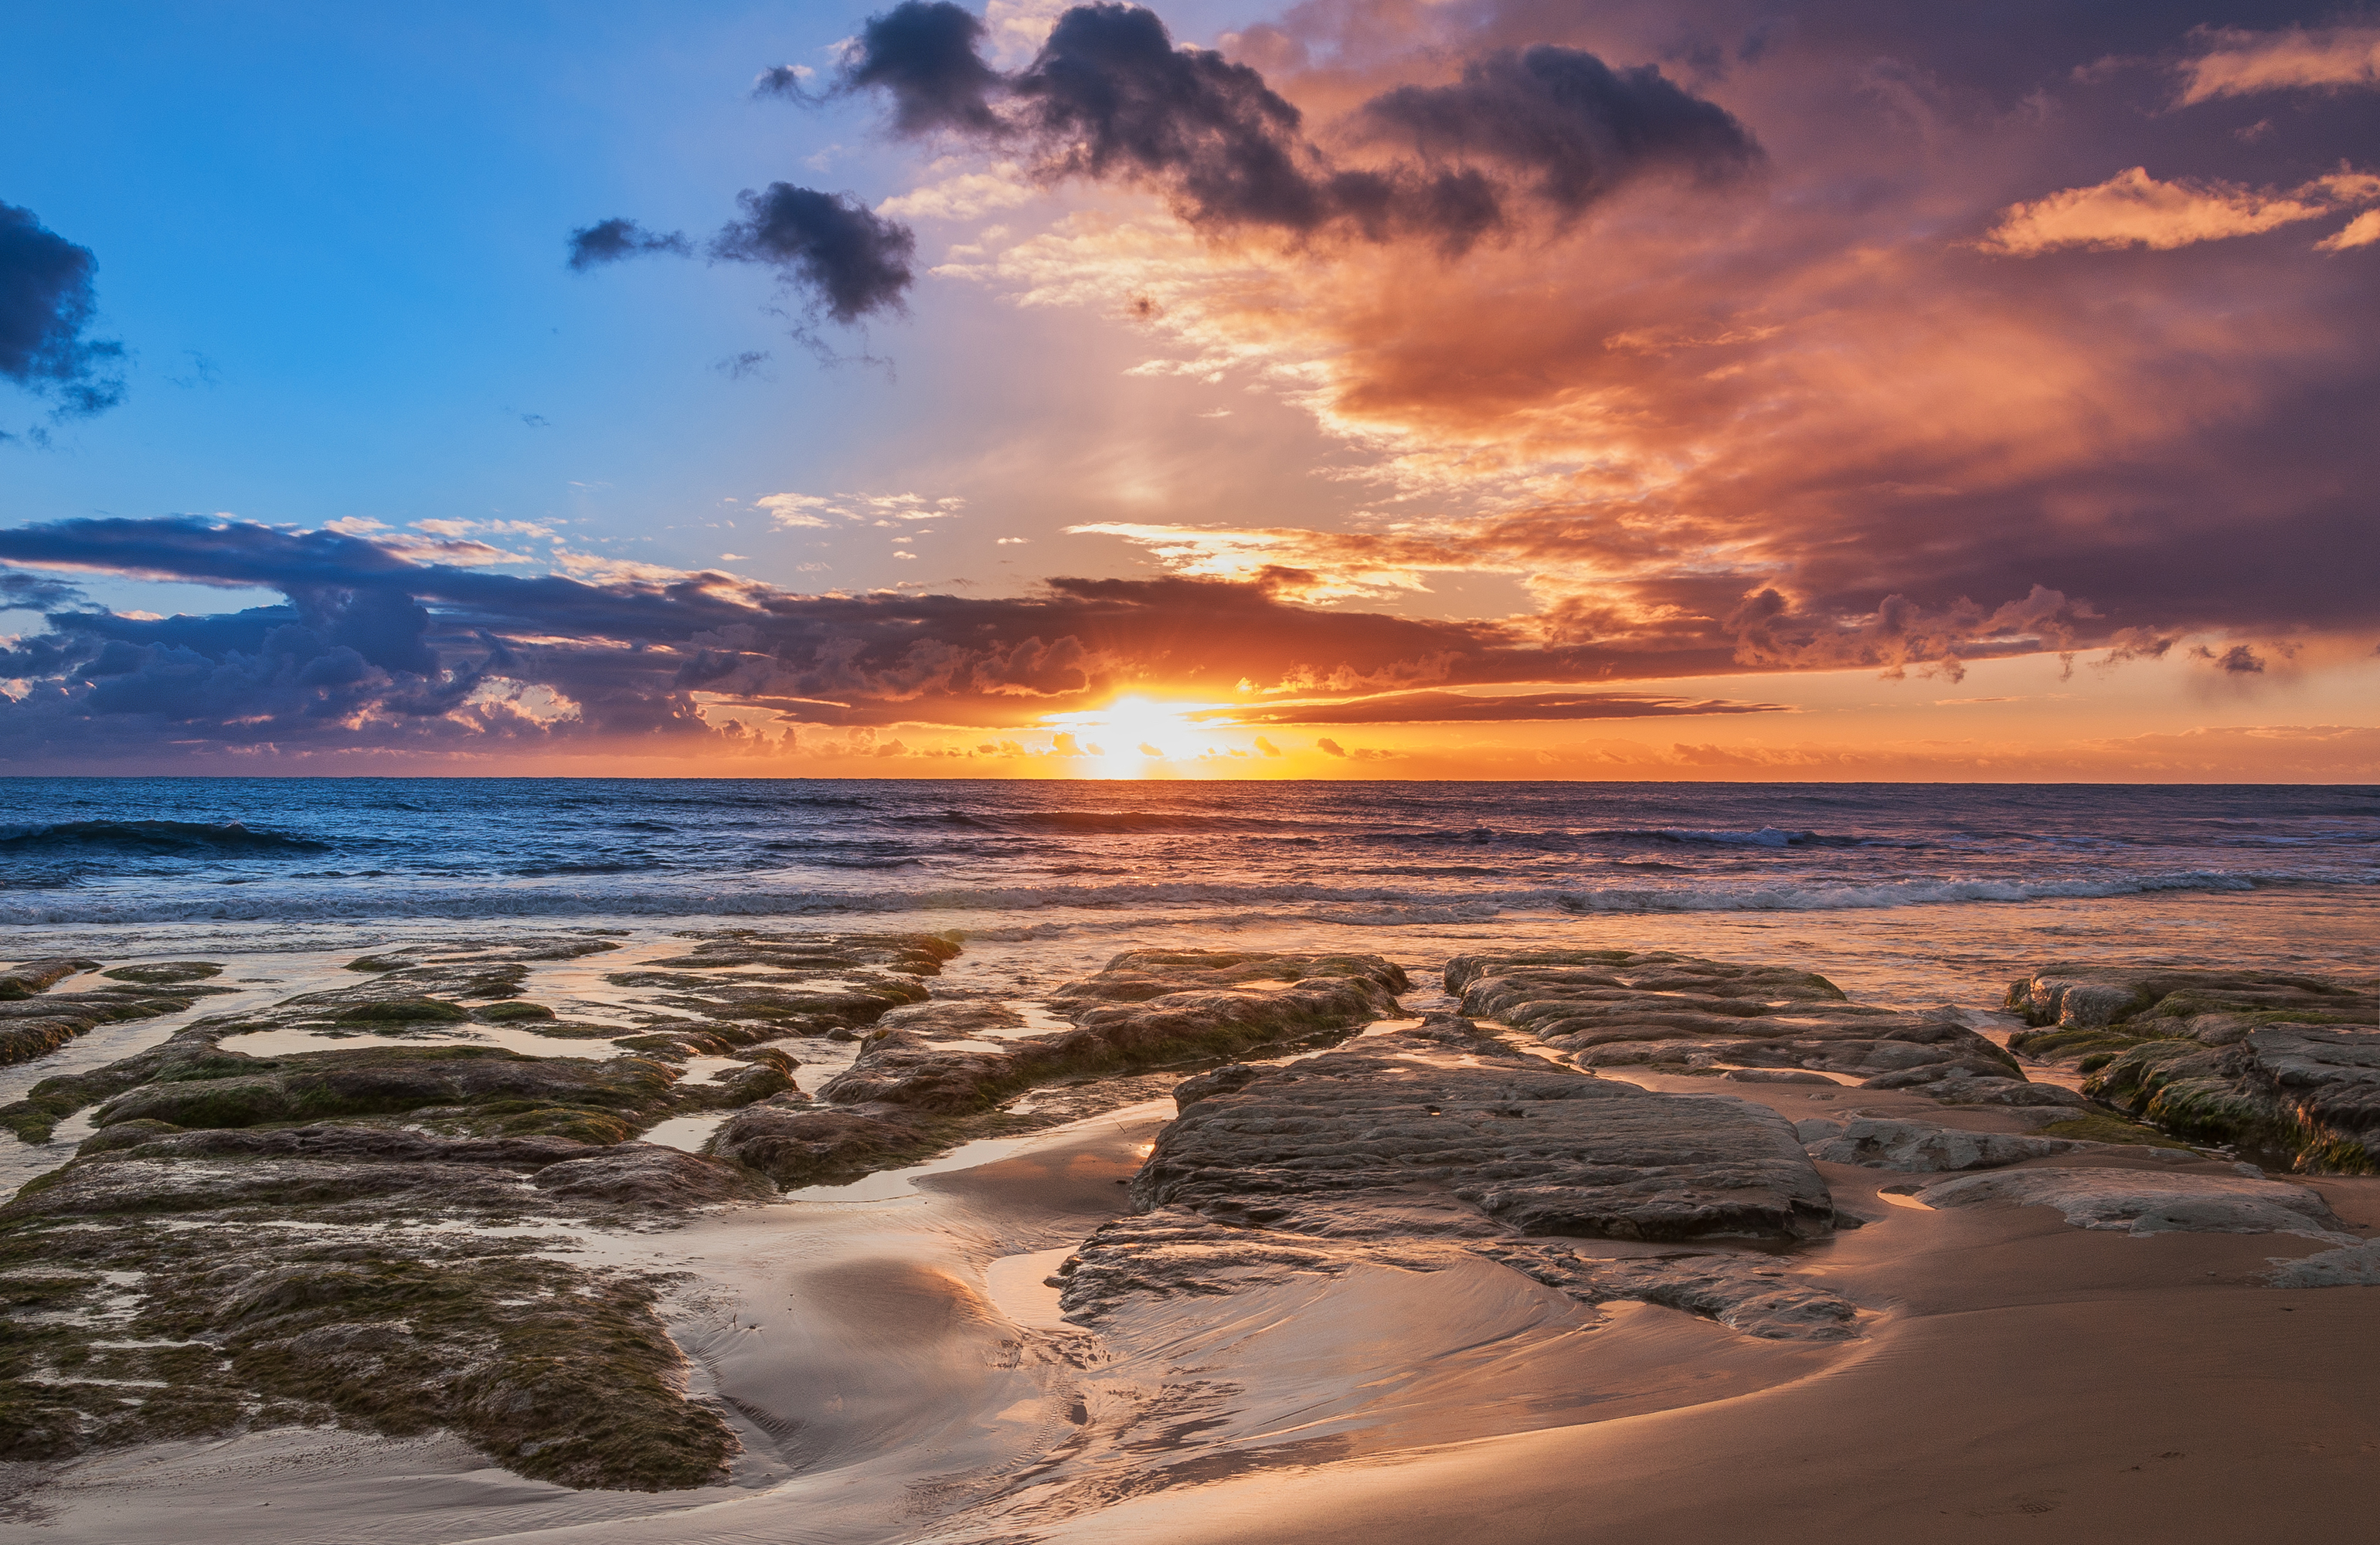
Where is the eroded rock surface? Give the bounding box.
[2006,964,2378,1171]
[712,949,1408,1187]
[1916,1166,2351,1238]
[0,1126,747,1487]
[0,955,234,1066]
[1059,1011,1858,1340]
[2265,1239,2380,1288]
[1447,949,2022,1091]
[0,928,965,1487]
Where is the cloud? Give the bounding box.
[939,1,2380,680]
[1198,688,1787,725]
[1356,45,1763,218]
[1315,736,1346,756]
[2317,209,2380,250]
[2177,25,2380,104]
[570,195,916,328]
[0,566,86,613]
[709,184,917,324]
[2197,642,2266,674]
[1979,167,2378,254]
[831,2,1756,250]
[0,515,1841,762]
[757,494,836,528]
[0,201,127,420]
[877,165,1036,220]
[565,218,694,270]
[838,0,1007,135]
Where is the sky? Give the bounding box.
[2,0,2375,779]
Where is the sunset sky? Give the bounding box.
[3,0,2375,779]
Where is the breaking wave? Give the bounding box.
[0,820,331,859]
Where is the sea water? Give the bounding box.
[1,779,2372,1014]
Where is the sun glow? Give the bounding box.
[1039,695,1209,775]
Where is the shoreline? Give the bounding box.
[2,919,2374,1541]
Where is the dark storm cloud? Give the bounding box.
[564,217,694,270]
[709,184,916,324]
[0,201,127,419]
[1358,46,1763,216]
[824,2,1758,247]
[569,190,916,325]
[837,0,1005,134]
[1009,3,1330,231]
[0,516,1783,762]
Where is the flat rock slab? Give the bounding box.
[1445,949,2022,1092]
[1916,1166,2350,1239]
[1137,1019,1834,1242]
[2264,1239,2380,1288]
[1062,1014,1852,1339]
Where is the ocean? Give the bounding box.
[2,781,2373,1000]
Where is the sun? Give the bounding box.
[1039,695,1202,775]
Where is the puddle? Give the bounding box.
[674,1056,749,1087]
[984,1246,1078,1330]
[782,1097,1177,1206]
[1005,1002,1078,1039]
[641,1112,733,1153]
[223,1024,635,1059]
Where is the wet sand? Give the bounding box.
[6,924,2375,1543]
[20,1061,2373,1544]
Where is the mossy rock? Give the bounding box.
[337,998,471,1024]
[100,962,223,986]
[99,1075,291,1129]
[475,1000,556,1022]
[2032,1113,2195,1151]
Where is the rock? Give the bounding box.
[874,1000,1026,1038]
[1475,1242,1862,1340]
[2264,1240,2380,1288]
[0,959,236,1067]
[0,958,99,997]
[2086,1014,2380,1173]
[1133,1023,1834,1242]
[1445,949,2024,1090]
[707,1098,944,1183]
[1916,1167,2351,1238]
[1804,1117,2084,1172]
[1723,1068,1840,1085]
[716,952,1409,1188]
[97,962,223,986]
[817,950,1409,1116]
[1060,1014,1853,1339]
[1171,1063,1265,1109]
[529,1143,771,1206]
[1932,1077,2089,1109]
[2008,965,2367,1032]
[0,930,976,1490]
[87,1044,678,1139]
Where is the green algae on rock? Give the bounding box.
[0,956,236,1067]
[0,928,976,1487]
[0,1136,749,1486]
[2005,965,2379,1172]
[709,949,1409,1187]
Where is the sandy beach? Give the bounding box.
[4,917,2373,1544]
